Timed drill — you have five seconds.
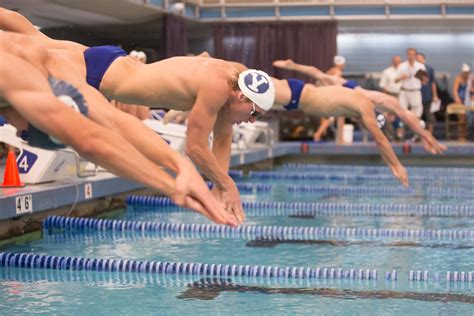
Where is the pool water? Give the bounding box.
[1,163,473,315]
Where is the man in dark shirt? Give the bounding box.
[417,53,439,133]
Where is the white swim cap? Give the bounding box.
[334,55,346,65]
[238,69,275,111]
[376,113,386,129]
[136,51,147,63]
[461,63,471,72]
[129,50,139,58]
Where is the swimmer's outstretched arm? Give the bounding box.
[1,53,236,226]
[0,55,177,194]
[185,79,245,224]
[360,89,446,154]
[358,102,409,187]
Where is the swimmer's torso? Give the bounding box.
[300,85,362,117]
[100,56,236,111]
[272,78,361,117]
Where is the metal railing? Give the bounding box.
[189,0,473,5]
[140,0,474,20]
[139,0,474,22]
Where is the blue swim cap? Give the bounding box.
[27,78,88,150]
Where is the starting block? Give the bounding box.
[144,115,274,153]
[232,121,273,150]
[143,119,187,152]
[0,124,96,184]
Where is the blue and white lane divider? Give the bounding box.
[1,252,473,283]
[0,265,204,287]
[247,171,474,185]
[228,170,244,178]
[215,178,474,197]
[126,196,474,217]
[225,182,272,192]
[44,216,474,241]
[426,187,474,198]
[287,185,474,198]
[282,163,474,176]
[211,182,473,198]
[286,185,416,196]
[0,252,377,281]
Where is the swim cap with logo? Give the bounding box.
[238,69,275,111]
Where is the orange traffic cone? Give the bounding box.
[1,149,25,187]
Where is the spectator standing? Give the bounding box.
[396,48,426,118]
[380,56,402,97]
[453,64,473,106]
[416,52,439,133]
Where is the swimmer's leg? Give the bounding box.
[0,8,86,51]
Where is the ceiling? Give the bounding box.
[1,0,470,48]
[1,0,164,28]
[0,0,213,47]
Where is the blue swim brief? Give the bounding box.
[284,79,305,111]
[84,45,127,90]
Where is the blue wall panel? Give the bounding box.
[200,8,221,19]
[390,6,441,15]
[335,6,385,16]
[226,7,275,18]
[279,6,330,17]
[446,6,474,15]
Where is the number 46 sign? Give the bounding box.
[15,195,33,215]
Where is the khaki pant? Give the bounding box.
[399,90,423,118]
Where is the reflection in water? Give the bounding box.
[0,268,200,289]
[178,278,474,303]
[246,238,474,249]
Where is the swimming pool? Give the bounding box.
[1,163,473,315]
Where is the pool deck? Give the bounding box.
[0,140,473,224]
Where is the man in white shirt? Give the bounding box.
[379,56,402,97]
[396,48,426,118]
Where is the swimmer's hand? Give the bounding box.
[390,164,409,187]
[163,110,188,125]
[420,132,447,155]
[172,160,238,227]
[211,181,245,225]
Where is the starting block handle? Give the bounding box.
[59,149,98,178]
